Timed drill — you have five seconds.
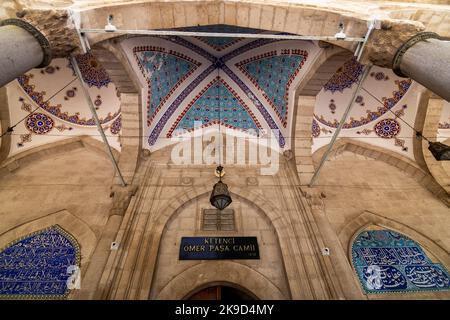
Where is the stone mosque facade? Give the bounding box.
[0,0,449,300]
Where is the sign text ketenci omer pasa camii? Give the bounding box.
[179,237,260,260]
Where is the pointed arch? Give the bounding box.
[0,210,98,299]
[351,228,450,293]
[339,210,450,268]
[0,221,83,299]
[312,138,449,204]
[156,261,286,300]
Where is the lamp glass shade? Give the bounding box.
[210,180,232,210]
[428,141,450,161]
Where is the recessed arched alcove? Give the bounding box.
[150,191,290,300]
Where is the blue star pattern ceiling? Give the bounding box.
[197,37,241,51]
[177,24,262,51]
[169,77,261,136]
[352,229,450,294]
[0,225,80,299]
[236,50,307,127]
[134,46,201,125]
[125,27,319,149]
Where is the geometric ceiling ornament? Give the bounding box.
[315,79,412,129]
[352,229,450,294]
[68,52,112,89]
[17,74,121,126]
[197,36,241,52]
[374,118,401,139]
[133,46,201,125]
[168,77,261,137]
[236,49,308,127]
[323,57,363,93]
[0,225,80,299]
[25,113,54,135]
[178,24,264,52]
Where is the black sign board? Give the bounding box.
[179,237,260,260]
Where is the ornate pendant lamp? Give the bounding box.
[210,165,232,210]
[417,132,450,161]
[209,69,232,210]
[428,141,450,160]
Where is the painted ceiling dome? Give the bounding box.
[7,53,121,156]
[312,57,418,159]
[122,25,322,150]
[4,24,450,162]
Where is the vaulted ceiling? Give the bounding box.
[2,25,449,163]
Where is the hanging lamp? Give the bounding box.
[417,132,450,161]
[428,141,450,160]
[210,165,232,210]
[209,70,232,210]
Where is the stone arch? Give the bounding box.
[184,281,259,300]
[143,185,296,299]
[420,96,450,195]
[0,135,118,177]
[412,88,432,171]
[80,1,369,53]
[89,40,142,184]
[292,47,354,185]
[156,261,286,300]
[0,209,98,299]
[91,39,140,95]
[338,210,450,269]
[106,182,322,300]
[338,211,450,298]
[0,209,97,267]
[312,138,449,204]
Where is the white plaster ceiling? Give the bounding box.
[5,56,121,157]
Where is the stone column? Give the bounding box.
[305,191,366,299]
[393,32,450,102]
[0,19,51,87]
[294,96,315,185]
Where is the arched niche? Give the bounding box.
[0,224,81,299]
[150,192,290,300]
[156,261,286,300]
[0,209,98,300]
[184,282,259,300]
[350,227,450,295]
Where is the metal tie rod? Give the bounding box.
[308,64,372,187]
[308,18,378,187]
[70,55,127,187]
[79,28,366,42]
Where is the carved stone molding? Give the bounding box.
[181,177,193,186]
[301,187,326,211]
[362,19,425,68]
[109,184,138,216]
[14,10,82,58]
[283,150,294,161]
[140,149,151,160]
[246,177,258,186]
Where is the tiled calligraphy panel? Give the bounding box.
[352,230,450,294]
[0,225,80,299]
